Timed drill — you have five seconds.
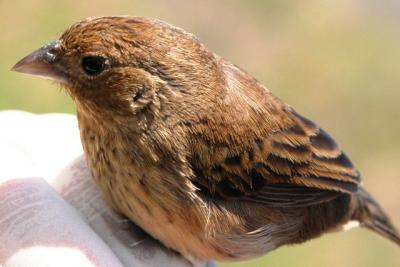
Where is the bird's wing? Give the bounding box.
[189,106,361,207]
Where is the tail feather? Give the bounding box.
[353,188,400,246]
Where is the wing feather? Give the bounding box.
[189,108,360,207]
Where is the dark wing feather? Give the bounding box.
[190,109,360,207]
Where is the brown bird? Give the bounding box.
[12,16,400,263]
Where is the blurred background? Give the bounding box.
[1,0,399,266]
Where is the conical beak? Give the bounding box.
[12,40,68,83]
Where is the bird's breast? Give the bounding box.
[77,119,230,260]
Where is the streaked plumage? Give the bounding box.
[13,16,400,262]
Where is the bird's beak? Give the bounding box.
[12,40,68,83]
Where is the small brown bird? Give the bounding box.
[13,16,400,263]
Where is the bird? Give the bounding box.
[12,16,400,263]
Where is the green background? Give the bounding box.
[1,1,399,266]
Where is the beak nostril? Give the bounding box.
[48,48,57,56]
[45,50,58,63]
[42,40,61,63]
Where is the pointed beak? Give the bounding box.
[12,40,68,83]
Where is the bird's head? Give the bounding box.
[13,16,223,124]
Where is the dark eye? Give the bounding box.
[81,56,107,75]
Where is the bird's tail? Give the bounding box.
[352,188,400,246]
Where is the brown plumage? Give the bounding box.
[12,16,400,262]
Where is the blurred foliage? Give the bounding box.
[1,0,399,266]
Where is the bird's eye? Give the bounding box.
[81,56,107,75]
